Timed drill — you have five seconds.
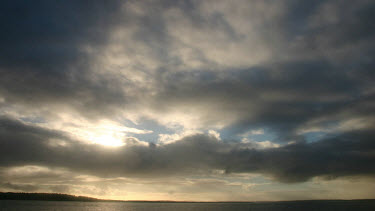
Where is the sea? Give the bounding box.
[1,200,375,211]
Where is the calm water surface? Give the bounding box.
[1,200,375,211]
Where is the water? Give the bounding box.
[1,200,375,211]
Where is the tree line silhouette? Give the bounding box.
[0,192,100,201]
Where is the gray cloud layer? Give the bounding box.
[1,116,374,183]
[0,0,373,127]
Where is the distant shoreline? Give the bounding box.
[1,192,375,204]
[0,192,102,202]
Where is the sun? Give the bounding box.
[55,117,149,147]
[93,134,124,147]
[69,121,128,147]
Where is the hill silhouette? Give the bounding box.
[0,192,101,201]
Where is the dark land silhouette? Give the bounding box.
[1,192,375,205]
[0,192,101,202]
[2,192,375,210]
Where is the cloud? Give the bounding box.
[0,182,38,192]
[0,0,373,131]
[0,0,126,119]
[1,116,374,183]
[0,0,374,200]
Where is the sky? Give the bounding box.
[0,0,375,201]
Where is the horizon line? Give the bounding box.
[1,192,375,203]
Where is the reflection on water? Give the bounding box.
[1,200,375,211]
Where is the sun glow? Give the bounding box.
[83,124,127,147]
[38,115,153,147]
[65,122,128,147]
[92,134,125,147]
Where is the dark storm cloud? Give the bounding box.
[156,58,375,140]
[133,0,371,138]
[0,0,128,118]
[0,0,120,69]
[150,0,375,138]
[289,0,375,47]
[1,116,375,183]
[0,0,373,122]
